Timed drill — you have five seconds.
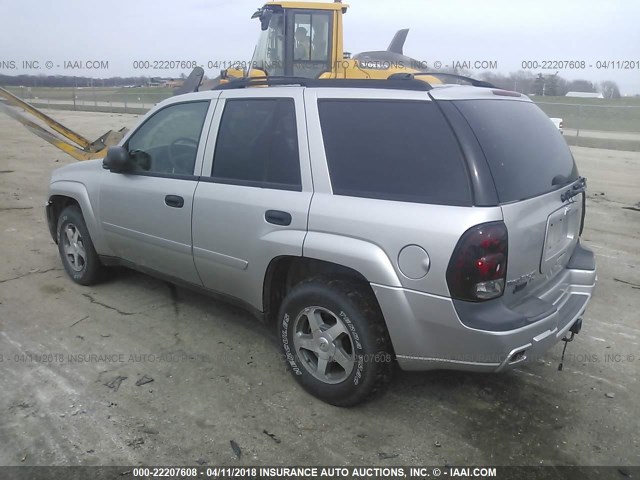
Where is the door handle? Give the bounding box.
[265,210,292,226]
[165,195,184,208]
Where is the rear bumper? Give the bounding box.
[372,246,596,372]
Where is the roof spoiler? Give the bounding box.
[388,72,496,88]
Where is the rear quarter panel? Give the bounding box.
[303,88,503,296]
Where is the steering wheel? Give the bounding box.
[168,137,199,174]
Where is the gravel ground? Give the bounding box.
[0,110,638,468]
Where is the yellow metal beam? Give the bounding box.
[0,101,126,160]
[0,86,93,149]
[0,102,101,160]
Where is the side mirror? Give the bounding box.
[260,10,273,31]
[103,146,131,173]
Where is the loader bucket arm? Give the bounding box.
[0,86,127,160]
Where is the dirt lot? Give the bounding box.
[0,110,638,468]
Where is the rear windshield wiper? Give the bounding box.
[561,176,587,203]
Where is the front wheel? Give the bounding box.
[278,277,394,407]
[57,206,104,285]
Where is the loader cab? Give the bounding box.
[250,2,346,79]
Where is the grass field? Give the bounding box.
[532,96,640,133]
[533,95,640,107]
[5,86,172,105]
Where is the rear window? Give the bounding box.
[318,99,471,206]
[454,100,578,203]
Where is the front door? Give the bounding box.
[99,99,214,285]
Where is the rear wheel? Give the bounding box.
[278,277,394,407]
[57,206,104,285]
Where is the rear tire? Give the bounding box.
[57,206,104,286]
[278,277,394,407]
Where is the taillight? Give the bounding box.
[446,222,508,302]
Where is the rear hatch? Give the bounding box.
[451,97,584,308]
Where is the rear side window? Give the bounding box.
[318,100,471,206]
[454,100,579,203]
[212,98,301,190]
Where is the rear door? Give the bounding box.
[192,89,312,311]
[452,99,583,307]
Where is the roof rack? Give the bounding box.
[213,76,433,91]
[388,72,496,88]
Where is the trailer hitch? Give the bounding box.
[558,318,583,371]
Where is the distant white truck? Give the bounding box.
[550,117,564,134]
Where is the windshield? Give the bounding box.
[251,11,285,76]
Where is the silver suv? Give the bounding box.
[46,77,597,406]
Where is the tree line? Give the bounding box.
[0,74,171,88]
[0,71,626,98]
[475,71,623,98]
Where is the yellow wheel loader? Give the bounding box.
[222,1,442,84]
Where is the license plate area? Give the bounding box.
[541,203,581,274]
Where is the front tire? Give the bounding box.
[278,277,394,407]
[57,206,104,285]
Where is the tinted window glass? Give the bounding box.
[454,100,579,203]
[127,101,209,176]
[318,100,471,205]
[212,98,301,190]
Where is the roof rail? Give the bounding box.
[388,72,496,88]
[213,76,433,91]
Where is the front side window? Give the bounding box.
[318,100,471,206]
[211,98,301,190]
[126,101,209,176]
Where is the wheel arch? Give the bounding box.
[263,255,388,327]
[47,181,108,254]
[47,195,80,243]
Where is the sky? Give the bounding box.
[1,0,639,94]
